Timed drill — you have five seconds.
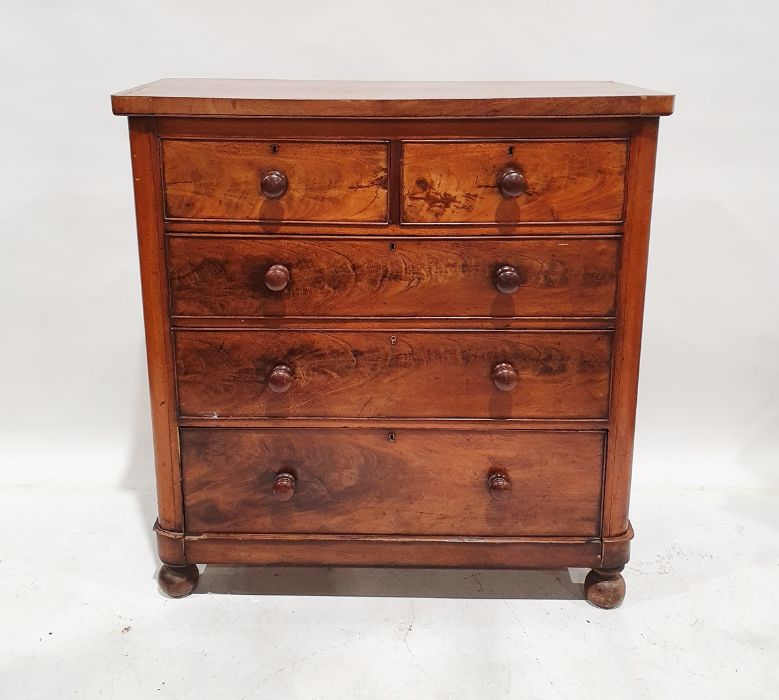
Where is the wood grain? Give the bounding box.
[111,79,674,118]
[402,140,627,224]
[155,115,636,142]
[166,222,624,237]
[155,520,630,570]
[173,329,612,419]
[127,118,183,532]
[171,316,616,331]
[167,236,619,319]
[603,118,660,537]
[182,533,604,569]
[162,140,388,222]
[180,428,605,536]
[114,81,673,591]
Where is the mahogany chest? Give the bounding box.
[112,80,673,607]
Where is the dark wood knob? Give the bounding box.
[492,362,518,392]
[488,472,512,501]
[494,265,521,294]
[260,170,288,198]
[268,364,293,393]
[272,472,296,501]
[498,167,527,198]
[265,264,290,292]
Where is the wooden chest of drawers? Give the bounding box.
[112,80,673,607]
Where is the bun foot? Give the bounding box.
[158,564,199,598]
[584,567,626,609]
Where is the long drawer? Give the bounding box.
[168,236,619,319]
[174,329,612,419]
[181,428,605,536]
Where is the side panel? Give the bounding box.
[603,118,660,537]
[128,117,184,540]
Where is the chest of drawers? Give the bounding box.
[112,80,673,607]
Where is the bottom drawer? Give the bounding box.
[181,428,604,537]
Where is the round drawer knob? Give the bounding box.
[272,472,296,501]
[492,362,518,392]
[494,265,521,294]
[498,167,527,198]
[268,364,294,393]
[265,264,290,292]
[260,170,288,199]
[488,472,512,501]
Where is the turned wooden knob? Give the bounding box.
[268,364,293,393]
[492,362,518,391]
[265,264,290,291]
[498,167,527,198]
[272,472,296,501]
[260,170,288,199]
[488,472,512,501]
[494,265,521,294]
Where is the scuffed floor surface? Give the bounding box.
[0,487,777,698]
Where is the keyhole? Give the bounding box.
[508,146,514,156]
[390,335,397,345]
[388,432,396,443]
[389,241,396,252]
[271,144,278,154]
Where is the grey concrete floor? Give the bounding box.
[1,486,776,698]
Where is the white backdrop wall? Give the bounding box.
[1,0,777,491]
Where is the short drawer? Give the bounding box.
[174,329,612,419]
[181,428,605,536]
[162,140,389,222]
[402,140,627,224]
[168,237,619,318]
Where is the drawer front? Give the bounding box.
[174,330,611,419]
[181,428,605,536]
[162,140,389,222]
[168,237,619,319]
[402,140,627,224]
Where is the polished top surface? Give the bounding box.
[112,79,674,118]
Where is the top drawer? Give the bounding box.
[402,140,627,224]
[161,140,389,223]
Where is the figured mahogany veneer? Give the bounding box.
[174,329,612,419]
[402,140,627,224]
[113,79,673,606]
[167,236,619,319]
[162,139,389,223]
[181,428,605,537]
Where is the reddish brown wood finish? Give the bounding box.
[158,564,199,598]
[112,79,674,118]
[584,567,626,609]
[181,428,604,537]
[271,472,297,502]
[162,140,388,223]
[127,119,183,532]
[167,236,619,319]
[155,521,633,569]
[603,119,659,538]
[401,140,627,224]
[183,533,604,569]
[174,329,612,419]
[114,80,672,604]
[154,521,185,565]
[153,116,636,144]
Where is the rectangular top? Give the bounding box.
[112,79,674,119]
